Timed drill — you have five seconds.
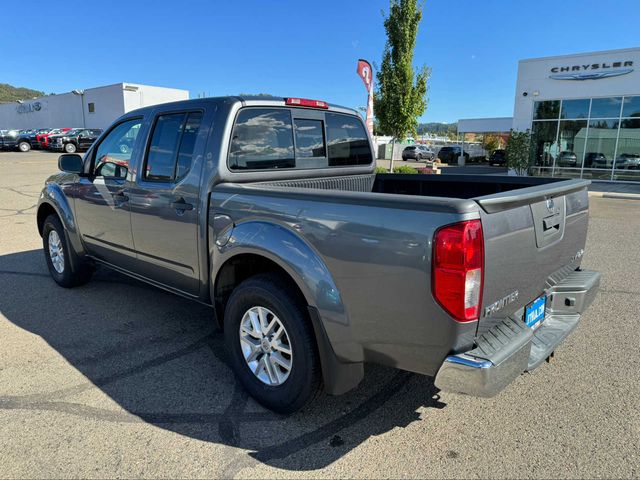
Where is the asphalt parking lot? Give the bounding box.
[1,151,639,478]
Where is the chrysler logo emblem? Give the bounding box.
[549,61,634,81]
[549,68,633,80]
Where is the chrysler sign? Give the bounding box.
[16,101,42,114]
[549,60,634,80]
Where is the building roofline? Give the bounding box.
[519,46,640,64]
[12,83,189,103]
[458,116,513,122]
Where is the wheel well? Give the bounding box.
[213,254,308,329]
[37,203,57,236]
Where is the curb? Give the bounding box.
[588,191,640,200]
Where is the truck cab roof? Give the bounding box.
[124,95,359,118]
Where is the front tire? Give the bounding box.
[64,143,77,153]
[224,273,321,413]
[42,214,93,288]
[18,141,31,152]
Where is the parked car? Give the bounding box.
[0,129,19,151]
[38,128,73,149]
[584,152,607,168]
[14,128,51,152]
[615,153,640,169]
[437,146,470,164]
[489,149,506,166]
[48,128,103,153]
[402,144,435,161]
[37,95,600,413]
[556,151,578,167]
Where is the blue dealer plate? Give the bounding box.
[525,295,546,329]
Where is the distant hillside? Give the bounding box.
[0,84,45,103]
[417,122,458,136]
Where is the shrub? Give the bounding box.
[375,166,389,174]
[505,129,532,176]
[393,166,419,174]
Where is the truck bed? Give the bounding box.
[373,173,591,213]
[373,173,566,199]
[213,172,591,377]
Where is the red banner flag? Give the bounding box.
[356,59,374,138]
[357,59,373,92]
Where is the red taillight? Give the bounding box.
[432,219,484,322]
[285,97,329,109]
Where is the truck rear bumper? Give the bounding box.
[435,269,600,397]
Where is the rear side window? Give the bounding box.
[229,109,295,170]
[228,108,372,171]
[145,111,202,181]
[325,113,372,166]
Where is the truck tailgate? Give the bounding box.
[474,179,591,336]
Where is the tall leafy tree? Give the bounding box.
[374,0,430,171]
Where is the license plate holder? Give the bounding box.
[525,295,546,329]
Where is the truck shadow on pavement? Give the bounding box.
[0,249,446,473]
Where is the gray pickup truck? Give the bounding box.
[37,96,600,413]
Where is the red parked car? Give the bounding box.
[37,128,73,149]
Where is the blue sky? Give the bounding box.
[1,0,638,123]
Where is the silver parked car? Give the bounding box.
[402,144,435,161]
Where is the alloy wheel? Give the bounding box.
[239,306,293,386]
[48,230,65,274]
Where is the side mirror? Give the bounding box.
[58,153,84,174]
[95,161,128,179]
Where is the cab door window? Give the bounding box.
[93,119,142,178]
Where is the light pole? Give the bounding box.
[72,89,86,128]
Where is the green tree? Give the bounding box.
[505,129,532,176]
[482,134,501,158]
[374,0,430,172]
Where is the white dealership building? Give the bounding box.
[0,83,189,130]
[459,47,640,182]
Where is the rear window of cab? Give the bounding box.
[228,108,372,170]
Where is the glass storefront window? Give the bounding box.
[530,95,640,181]
[583,120,618,174]
[534,100,560,120]
[560,99,590,119]
[531,121,558,172]
[589,97,622,118]
[622,96,640,118]
[557,120,587,168]
[613,118,640,181]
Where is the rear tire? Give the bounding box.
[224,273,321,413]
[18,141,31,152]
[42,214,93,288]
